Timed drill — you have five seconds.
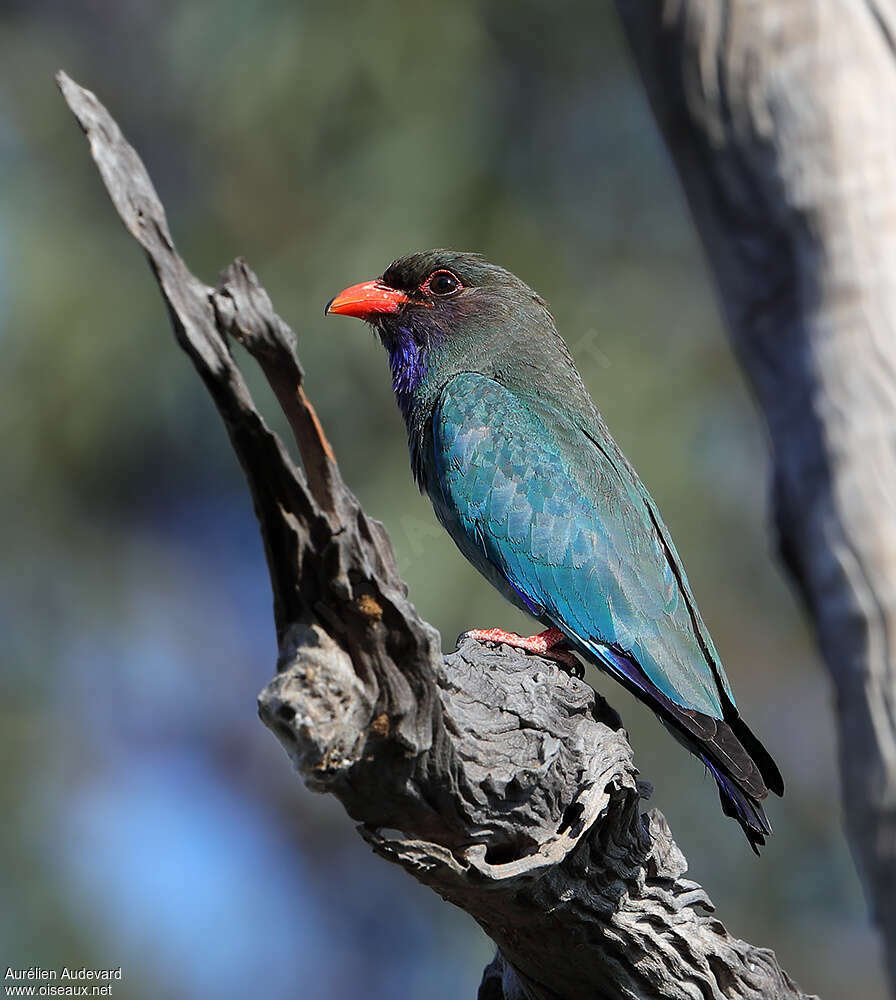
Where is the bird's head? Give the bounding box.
[326,250,558,420]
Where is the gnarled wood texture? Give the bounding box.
[617,3,896,991]
[57,70,812,1000]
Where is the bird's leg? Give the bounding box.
[459,627,584,677]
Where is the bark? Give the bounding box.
[57,70,813,1000]
[616,3,896,992]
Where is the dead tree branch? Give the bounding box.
[57,70,813,1000]
[617,3,896,991]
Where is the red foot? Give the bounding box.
[460,627,583,674]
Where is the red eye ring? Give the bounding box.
[421,269,463,297]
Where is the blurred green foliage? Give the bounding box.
[0,1,886,997]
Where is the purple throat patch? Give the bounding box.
[389,335,425,419]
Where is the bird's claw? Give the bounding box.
[458,627,585,679]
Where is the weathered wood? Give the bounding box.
[57,70,813,1000]
[617,2,896,991]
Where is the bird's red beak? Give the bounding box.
[325,280,408,320]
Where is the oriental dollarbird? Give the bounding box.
[326,251,783,851]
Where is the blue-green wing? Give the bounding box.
[430,371,732,719]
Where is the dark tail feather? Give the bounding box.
[591,643,782,850]
[726,712,785,797]
[701,754,772,855]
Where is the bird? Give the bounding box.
[326,250,783,851]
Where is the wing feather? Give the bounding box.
[431,372,726,718]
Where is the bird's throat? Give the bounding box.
[387,334,426,423]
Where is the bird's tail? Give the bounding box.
[590,642,783,853]
[671,709,783,853]
[702,708,784,854]
[700,754,772,854]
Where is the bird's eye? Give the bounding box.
[423,269,462,297]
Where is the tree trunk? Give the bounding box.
[58,70,815,1000]
[617,2,896,992]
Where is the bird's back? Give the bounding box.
[429,370,726,713]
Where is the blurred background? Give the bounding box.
[0,1,884,997]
